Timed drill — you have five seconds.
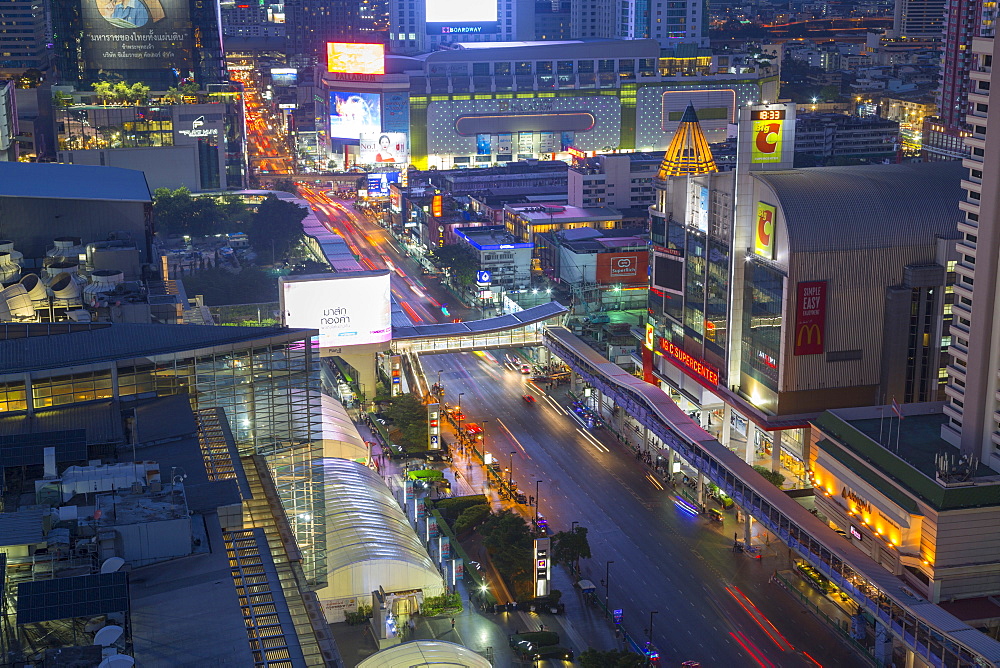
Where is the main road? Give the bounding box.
[431,349,860,668]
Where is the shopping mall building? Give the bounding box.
[646,104,964,488]
[320,39,778,170]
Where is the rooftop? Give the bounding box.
[0,162,151,203]
[0,323,313,375]
[509,203,622,223]
[753,162,964,253]
[813,407,1000,511]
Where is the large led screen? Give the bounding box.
[327,42,385,75]
[81,0,193,71]
[280,271,392,348]
[329,92,381,140]
[426,0,497,22]
[359,132,408,164]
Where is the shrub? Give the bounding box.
[453,503,490,534]
[433,494,488,522]
[422,592,462,616]
[753,465,786,488]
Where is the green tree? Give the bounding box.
[181,266,279,305]
[552,526,592,572]
[153,187,249,238]
[819,85,842,102]
[430,243,478,287]
[163,87,184,104]
[245,194,307,263]
[112,81,131,104]
[753,465,786,488]
[480,510,534,597]
[94,81,113,104]
[129,82,150,105]
[577,649,648,668]
[381,392,429,448]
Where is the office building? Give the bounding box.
[940,35,1000,469]
[568,152,660,210]
[286,0,387,63]
[0,0,49,78]
[793,113,900,163]
[570,0,708,48]
[893,0,946,41]
[0,80,17,161]
[454,225,533,290]
[50,0,226,88]
[504,203,624,247]
[535,0,571,40]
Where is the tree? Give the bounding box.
[245,195,307,263]
[163,87,184,104]
[552,526,592,572]
[381,392,429,449]
[753,465,785,489]
[152,187,249,238]
[94,81,114,104]
[578,649,648,668]
[112,82,131,104]
[479,510,534,597]
[129,82,150,105]
[430,243,478,287]
[17,68,43,89]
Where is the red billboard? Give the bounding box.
[793,281,826,355]
[596,252,648,285]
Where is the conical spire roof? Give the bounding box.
[656,103,718,180]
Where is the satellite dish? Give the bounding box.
[98,656,134,668]
[93,625,124,647]
[100,557,125,574]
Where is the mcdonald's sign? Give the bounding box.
[793,281,826,355]
[754,202,776,259]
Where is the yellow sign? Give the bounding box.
[754,202,777,259]
[751,120,783,163]
[644,323,655,351]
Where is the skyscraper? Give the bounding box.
[0,0,49,79]
[571,0,707,47]
[940,33,1000,469]
[893,0,946,41]
[285,0,387,63]
[389,0,532,55]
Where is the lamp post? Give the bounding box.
[605,560,614,617]
[648,610,658,642]
[571,521,579,532]
[437,369,443,395]
[535,479,541,523]
[509,451,515,486]
[457,392,465,438]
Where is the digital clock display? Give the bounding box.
[751,109,786,121]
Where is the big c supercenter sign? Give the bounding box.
[754,202,777,259]
[750,107,786,164]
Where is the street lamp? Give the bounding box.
[509,451,516,486]
[605,560,614,616]
[648,610,658,642]
[571,521,579,532]
[437,369,443,392]
[457,393,465,436]
[535,479,541,522]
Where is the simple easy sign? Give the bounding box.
[793,281,826,355]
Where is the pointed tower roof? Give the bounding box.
[656,104,718,180]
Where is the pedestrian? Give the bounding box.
[450,617,455,630]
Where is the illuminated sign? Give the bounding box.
[81,0,194,72]
[850,525,862,540]
[754,202,776,259]
[326,42,385,75]
[567,146,586,159]
[751,119,783,164]
[644,323,655,351]
[366,172,399,197]
[177,115,218,138]
[390,186,402,213]
[750,109,786,121]
[329,91,381,140]
[428,403,441,450]
[533,538,551,597]
[426,0,498,33]
[596,252,649,285]
[432,194,443,217]
[660,339,719,386]
[359,132,408,165]
[793,281,826,356]
[280,271,391,348]
[842,487,872,514]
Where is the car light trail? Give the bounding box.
[575,428,609,453]
[731,586,794,651]
[645,473,664,490]
[400,301,422,322]
[496,419,528,454]
[730,632,774,668]
[725,586,793,652]
[673,495,699,516]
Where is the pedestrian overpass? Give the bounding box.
[542,325,1000,668]
[390,301,567,355]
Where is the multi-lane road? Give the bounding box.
[431,349,860,668]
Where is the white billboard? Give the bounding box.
[360,132,409,164]
[426,0,496,22]
[280,271,392,348]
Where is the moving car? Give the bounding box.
[522,395,536,404]
[520,363,532,374]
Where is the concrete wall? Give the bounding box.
[59,145,202,192]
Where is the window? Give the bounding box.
[515,61,532,74]
[598,59,615,72]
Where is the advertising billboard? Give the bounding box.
[751,108,786,164]
[329,91,381,140]
[280,272,392,348]
[359,132,408,164]
[426,0,498,33]
[270,68,297,86]
[597,252,649,285]
[754,202,777,259]
[652,249,684,295]
[81,0,193,71]
[367,172,400,197]
[382,92,410,133]
[793,281,826,356]
[326,42,385,75]
[688,182,709,232]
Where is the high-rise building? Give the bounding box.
[892,0,946,41]
[389,0,533,55]
[570,0,707,48]
[50,0,225,88]
[940,35,1000,468]
[0,0,50,79]
[286,0,387,63]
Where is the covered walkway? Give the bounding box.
[543,325,1000,668]
[391,302,567,354]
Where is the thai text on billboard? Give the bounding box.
[359,132,408,164]
[794,281,826,355]
[329,91,381,140]
[280,271,392,348]
[81,0,193,71]
[754,202,776,259]
[327,42,385,75]
[596,252,649,285]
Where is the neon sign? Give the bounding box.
[659,338,719,386]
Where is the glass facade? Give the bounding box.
[741,260,784,392]
[0,332,326,586]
